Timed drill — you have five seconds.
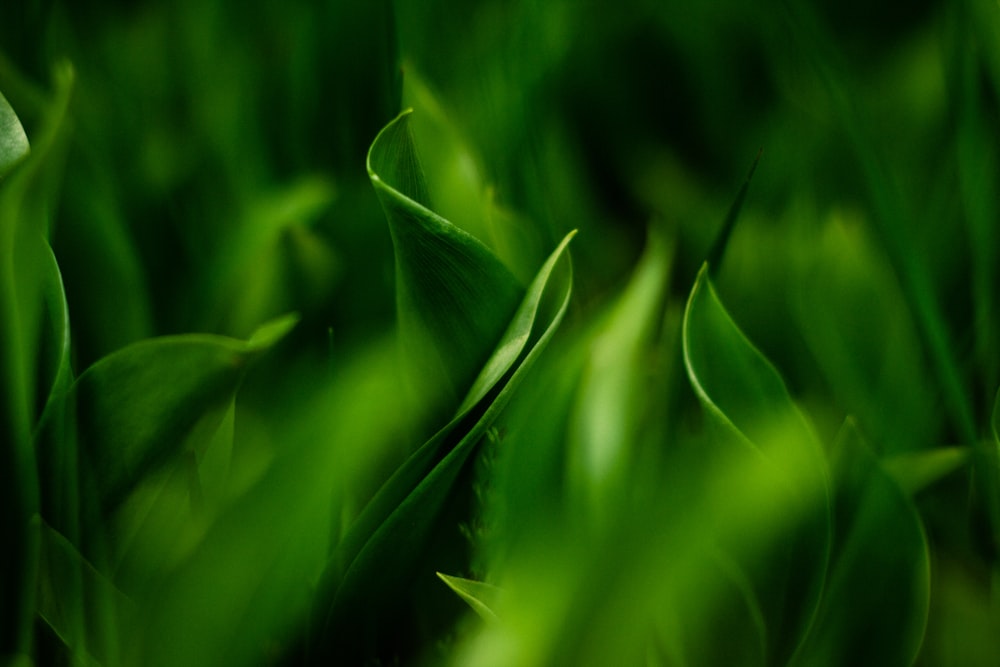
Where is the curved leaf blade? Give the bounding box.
[682,263,831,664]
[0,70,73,660]
[316,231,575,662]
[368,109,524,412]
[74,314,297,514]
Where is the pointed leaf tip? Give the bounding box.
[437,572,500,621]
[706,149,762,276]
[246,312,299,352]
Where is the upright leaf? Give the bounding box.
[315,231,574,663]
[682,264,830,664]
[37,522,133,667]
[568,226,673,513]
[369,109,524,415]
[0,71,72,660]
[314,110,577,656]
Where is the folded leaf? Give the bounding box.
[682,263,830,664]
[316,230,575,662]
[369,109,524,414]
[72,314,298,515]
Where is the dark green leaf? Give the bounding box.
[705,149,761,277]
[791,419,930,667]
[33,238,79,551]
[883,447,972,497]
[0,67,73,659]
[792,214,940,455]
[316,230,574,661]
[37,521,133,667]
[74,314,297,514]
[368,109,524,414]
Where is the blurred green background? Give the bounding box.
[3,0,1000,664]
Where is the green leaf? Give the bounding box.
[72,314,297,515]
[33,238,79,551]
[0,89,29,179]
[437,572,500,622]
[0,68,73,659]
[130,334,422,667]
[882,447,972,497]
[37,521,133,667]
[316,230,575,661]
[682,263,831,664]
[200,175,337,336]
[792,419,930,667]
[568,226,673,512]
[684,264,819,457]
[791,212,940,455]
[33,238,73,424]
[368,109,525,414]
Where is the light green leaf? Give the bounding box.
[73,314,297,514]
[568,226,673,512]
[0,89,29,179]
[437,572,500,622]
[792,419,930,667]
[682,263,830,664]
[368,109,525,415]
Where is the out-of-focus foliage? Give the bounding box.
[2,0,999,665]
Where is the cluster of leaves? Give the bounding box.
[3,0,1000,665]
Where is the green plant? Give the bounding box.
[2,1,1000,665]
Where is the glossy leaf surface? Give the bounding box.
[683,263,831,664]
